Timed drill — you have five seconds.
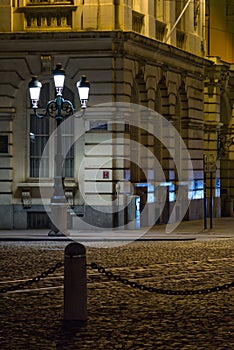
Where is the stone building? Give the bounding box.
[0,0,233,230]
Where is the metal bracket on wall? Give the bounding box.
[217,128,234,159]
[22,190,32,209]
[65,190,74,208]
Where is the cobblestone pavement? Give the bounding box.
[0,239,233,350]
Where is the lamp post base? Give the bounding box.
[48,202,69,237]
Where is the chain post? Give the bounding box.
[64,242,87,322]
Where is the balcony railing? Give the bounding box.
[28,0,73,4]
[19,1,76,30]
[25,13,72,29]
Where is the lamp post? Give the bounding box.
[28,63,90,236]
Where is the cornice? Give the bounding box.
[0,30,216,71]
[17,5,77,13]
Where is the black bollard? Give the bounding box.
[64,242,87,321]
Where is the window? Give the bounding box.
[30,115,49,178]
[30,115,74,178]
[155,20,167,41]
[175,0,185,31]
[29,84,75,178]
[176,29,186,49]
[132,11,144,33]
[227,2,234,16]
[56,118,74,178]
[155,0,164,22]
[176,29,186,48]
[0,136,8,154]
[155,0,167,41]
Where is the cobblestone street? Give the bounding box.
[0,239,233,349]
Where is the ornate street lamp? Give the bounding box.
[217,127,234,159]
[28,63,90,236]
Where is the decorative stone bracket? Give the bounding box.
[19,182,77,209]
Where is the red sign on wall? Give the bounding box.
[103,171,109,179]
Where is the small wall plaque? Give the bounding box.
[103,171,109,179]
[90,121,107,130]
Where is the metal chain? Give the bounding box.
[2,260,233,296]
[0,262,64,294]
[90,263,234,296]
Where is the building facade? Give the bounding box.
[0,0,233,229]
[204,0,234,217]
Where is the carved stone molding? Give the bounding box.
[18,4,77,30]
